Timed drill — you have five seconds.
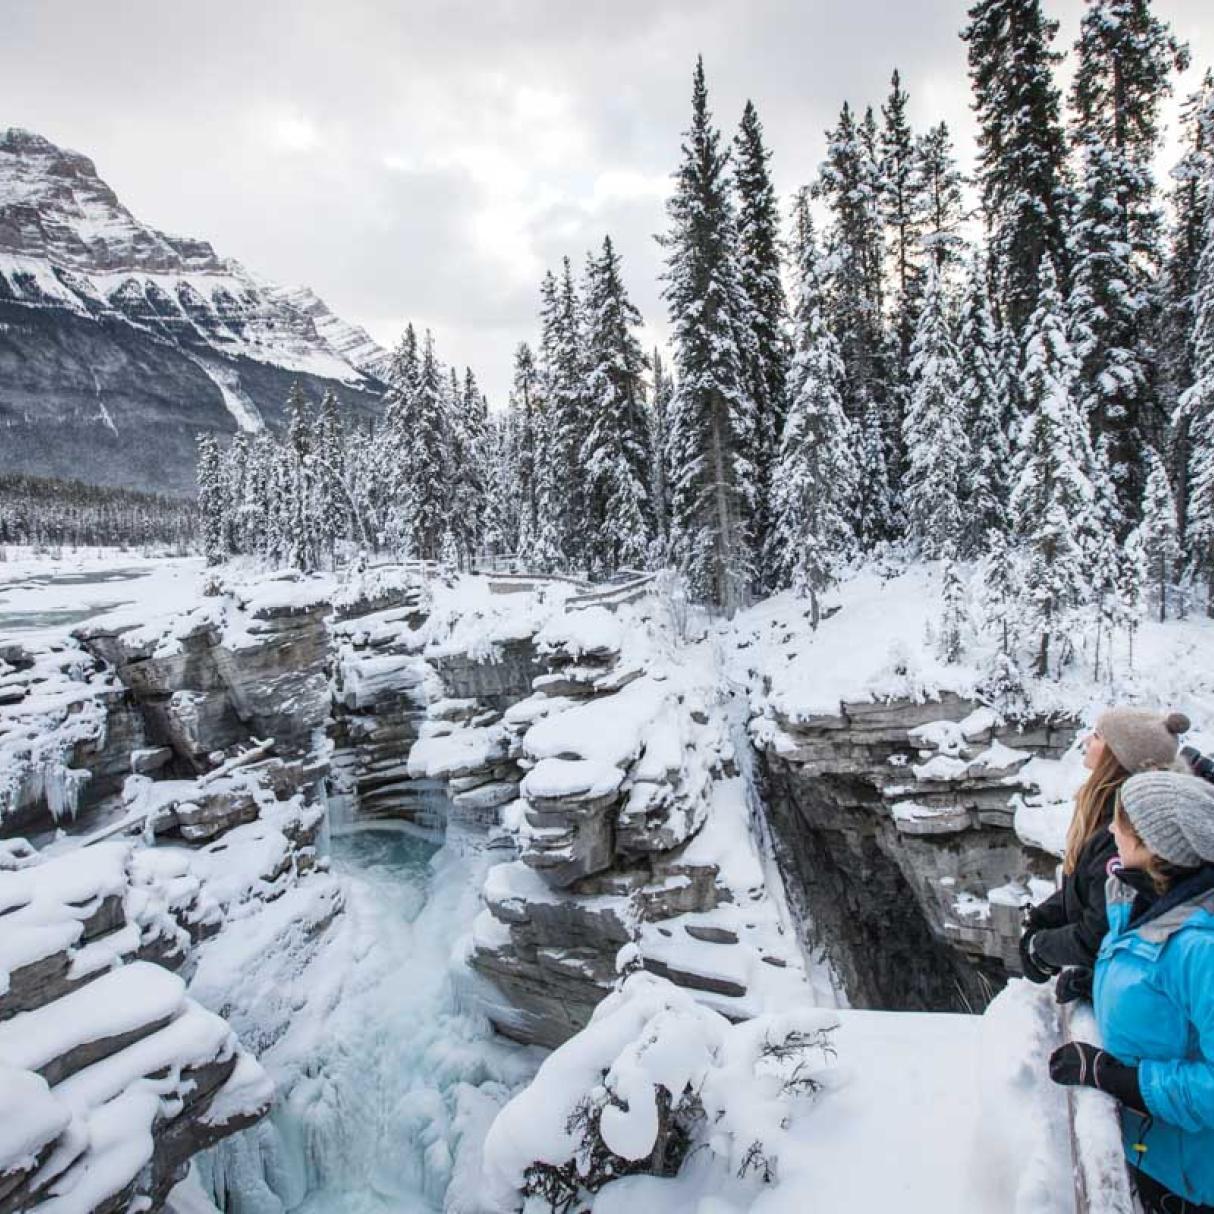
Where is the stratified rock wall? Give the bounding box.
[755,693,1077,1011]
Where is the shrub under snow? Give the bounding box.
[480,964,840,1212]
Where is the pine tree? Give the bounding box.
[733,100,789,580]
[938,559,966,662]
[382,325,420,554]
[547,258,588,568]
[659,57,757,611]
[221,431,249,556]
[285,383,319,572]
[769,195,855,622]
[903,262,966,557]
[916,122,966,279]
[510,342,540,557]
[1010,259,1097,675]
[958,253,1011,557]
[649,350,675,552]
[963,0,1072,342]
[580,236,652,576]
[404,332,450,561]
[313,390,347,564]
[1068,0,1188,525]
[1163,72,1214,546]
[196,432,225,566]
[817,101,894,534]
[1136,446,1180,621]
[1180,149,1214,614]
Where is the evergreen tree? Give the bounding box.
[733,99,790,579]
[903,262,966,557]
[547,258,589,567]
[580,236,652,576]
[511,342,541,556]
[313,390,347,564]
[963,0,1072,342]
[1009,259,1097,674]
[659,57,757,610]
[817,101,894,532]
[1068,0,1188,524]
[1137,445,1181,621]
[916,122,966,278]
[196,432,225,566]
[382,325,420,553]
[221,431,249,556]
[1180,146,1214,614]
[1163,71,1214,544]
[285,383,319,572]
[769,195,855,622]
[649,350,675,552]
[405,331,450,561]
[958,253,1011,556]
[938,559,966,662]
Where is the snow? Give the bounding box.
[0,1064,69,1173]
[520,758,624,801]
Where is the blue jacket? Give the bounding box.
[1093,873,1214,1204]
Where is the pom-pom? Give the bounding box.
[1166,711,1191,736]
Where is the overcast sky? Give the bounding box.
[4,0,1214,402]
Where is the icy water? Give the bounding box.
[202,823,539,1214]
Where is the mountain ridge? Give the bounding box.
[0,127,390,494]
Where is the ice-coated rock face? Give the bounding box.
[755,691,1078,1011]
[0,127,386,493]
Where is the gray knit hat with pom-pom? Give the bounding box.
[1120,772,1214,868]
[1095,708,1190,773]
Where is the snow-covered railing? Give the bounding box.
[1061,1001,1136,1214]
[565,572,660,612]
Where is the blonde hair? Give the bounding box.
[1063,745,1130,874]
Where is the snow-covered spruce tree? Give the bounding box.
[916,122,966,280]
[1010,258,1097,675]
[285,383,319,573]
[977,528,1026,703]
[880,70,925,389]
[483,410,518,559]
[938,558,966,662]
[526,390,566,574]
[733,99,790,583]
[402,331,450,562]
[1068,0,1188,526]
[220,430,249,557]
[1181,133,1214,616]
[1167,73,1214,554]
[381,325,421,555]
[817,101,895,536]
[769,194,855,622]
[903,261,966,557]
[958,253,1011,557]
[546,259,590,569]
[196,432,226,566]
[648,349,675,553]
[1136,446,1181,621]
[659,57,757,611]
[580,236,652,577]
[456,367,491,566]
[963,0,1072,344]
[510,342,540,559]
[313,390,349,564]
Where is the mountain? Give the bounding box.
[0,128,391,495]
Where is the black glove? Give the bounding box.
[1048,1042,1145,1112]
[1019,928,1056,984]
[1055,967,1093,1004]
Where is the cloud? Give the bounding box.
[2,0,1213,402]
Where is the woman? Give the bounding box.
[1020,709,1190,994]
[1049,771,1214,1212]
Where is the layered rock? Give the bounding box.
[754,692,1077,1011]
[451,602,806,1049]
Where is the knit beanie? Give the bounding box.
[1095,708,1190,773]
[1120,772,1214,868]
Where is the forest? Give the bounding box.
[194,0,1213,687]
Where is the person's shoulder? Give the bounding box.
[1081,827,1118,871]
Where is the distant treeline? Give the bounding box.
[0,474,197,552]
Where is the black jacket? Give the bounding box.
[1027,814,1118,971]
